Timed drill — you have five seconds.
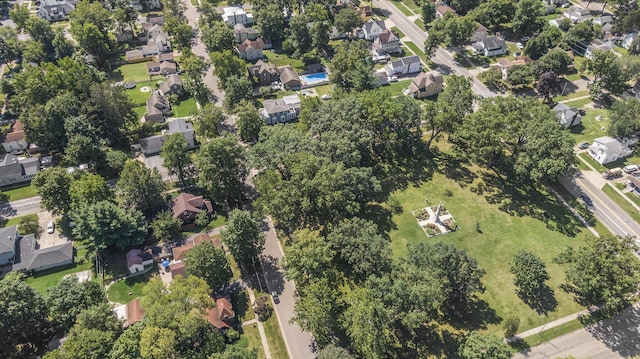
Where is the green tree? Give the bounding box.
[196,136,247,207]
[71,303,123,335]
[193,104,223,139]
[317,345,354,359]
[210,345,258,359]
[140,326,177,359]
[534,48,571,77]
[69,0,114,66]
[210,50,247,88]
[19,215,41,237]
[9,4,30,31]
[511,0,545,37]
[150,211,182,241]
[21,40,46,64]
[255,4,286,41]
[524,26,563,59]
[477,66,504,91]
[109,321,145,359]
[63,115,102,166]
[284,229,335,286]
[565,20,599,48]
[222,209,265,266]
[162,132,194,185]
[46,276,106,332]
[503,315,520,338]
[288,14,312,55]
[85,83,138,145]
[69,173,113,208]
[536,71,561,103]
[608,98,640,138]
[223,76,253,112]
[71,200,146,251]
[33,166,73,214]
[554,235,640,312]
[334,7,364,35]
[310,19,330,51]
[470,0,515,31]
[328,40,373,92]
[202,22,236,53]
[449,0,479,15]
[586,50,628,96]
[116,160,166,218]
[185,241,233,290]
[510,250,550,300]
[167,21,194,51]
[459,332,511,359]
[0,273,51,358]
[0,27,22,65]
[235,100,263,143]
[421,0,436,27]
[341,287,393,359]
[179,53,210,106]
[52,28,74,60]
[293,276,343,347]
[506,64,535,87]
[56,328,116,359]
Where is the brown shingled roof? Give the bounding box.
[169,261,187,278]
[4,120,25,143]
[126,298,145,326]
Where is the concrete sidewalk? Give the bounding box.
[512,307,594,340]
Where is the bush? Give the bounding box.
[253,296,272,321]
[225,328,240,342]
[503,315,520,338]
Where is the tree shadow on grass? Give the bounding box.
[508,338,531,354]
[430,149,477,188]
[519,285,559,315]
[231,290,251,322]
[448,299,502,331]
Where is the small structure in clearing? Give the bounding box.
[412,201,459,237]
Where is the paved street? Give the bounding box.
[260,218,315,359]
[373,0,496,98]
[0,196,42,219]
[514,303,640,359]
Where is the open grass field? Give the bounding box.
[389,156,592,336]
[239,324,266,359]
[107,269,157,304]
[0,184,38,203]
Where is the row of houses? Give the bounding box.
[37,0,162,22]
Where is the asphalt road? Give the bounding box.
[0,196,42,219]
[513,303,640,359]
[260,218,315,359]
[559,172,640,239]
[372,0,496,98]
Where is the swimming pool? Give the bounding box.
[300,72,329,86]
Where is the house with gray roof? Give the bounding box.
[248,60,280,86]
[134,119,196,155]
[373,29,401,55]
[145,92,171,123]
[553,103,582,128]
[385,55,421,75]
[585,40,615,59]
[278,65,301,90]
[0,154,40,187]
[473,36,508,57]
[160,74,184,96]
[233,24,260,43]
[261,94,302,125]
[0,226,18,266]
[563,5,592,23]
[589,136,633,164]
[12,235,73,273]
[222,6,254,26]
[363,19,386,40]
[37,0,78,21]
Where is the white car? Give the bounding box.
[516,42,524,49]
[321,94,332,100]
[624,165,638,173]
[47,221,55,234]
[388,75,398,82]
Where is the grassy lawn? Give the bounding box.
[263,51,304,72]
[313,84,334,97]
[1,214,38,229]
[518,318,585,350]
[239,324,266,359]
[391,26,405,38]
[107,269,157,304]
[126,81,158,106]
[263,312,288,359]
[391,0,416,16]
[616,183,640,208]
[578,152,609,172]
[389,162,592,336]
[26,259,93,295]
[569,107,610,144]
[382,80,409,97]
[110,62,156,83]
[601,184,640,225]
[402,0,421,12]
[404,41,426,63]
[172,97,198,117]
[562,97,592,109]
[133,106,147,120]
[0,184,38,203]
[414,18,425,29]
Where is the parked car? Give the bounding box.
[321,94,332,100]
[578,142,590,149]
[388,75,398,82]
[520,36,530,42]
[580,193,593,206]
[624,165,639,173]
[516,42,524,49]
[47,221,55,234]
[271,291,280,304]
[513,51,522,58]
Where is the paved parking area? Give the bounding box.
[37,211,68,248]
[142,155,172,182]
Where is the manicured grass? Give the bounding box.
[133,106,147,120]
[263,51,304,72]
[402,0,421,12]
[0,184,39,203]
[126,81,158,106]
[404,41,426,63]
[383,80,410,97]
[391,26,405,38]
[1,214,38,229]
[519,318,585,349]
[391,0,416,16]
[389,163,591,336]
[562,97,592,109]
[263,312,288,359]
[601,184,640,224]
[107,269,156,304]
[313,84,334,97]
[555,89,589,102]
[26,260,93,295]
[172,97,198,117]
[569,107,610,145]
[616,182,640,208]
[414,18,425,30]
[240,324,266,359]
[110,62,156,83]
[578,152,609,172]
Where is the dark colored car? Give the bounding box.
[580,193,593,206]
[578,142,590,149]
[271,291,280,304]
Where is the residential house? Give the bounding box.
[131,0,161,11]
[147,62,162,74]
[12,235,73,272]
[146,24,165,39]
[135,118,196,154]
[278,65,301,90]
[160,61,177,75]
[233,24,259,43]
[553,103,582,128]
[149,32,172,54]
[144,92,170,123]
[563,6,592,23]
[468,23,488,43]
[222,7,254,27]
[592,15,613,26]
[159,53,175,63]
[329,26,347,40]
[237,38,264,61]
[549,16,567,28]
[497,56,533,80]
[116,31,134,43]
[408,72,444,98]
[588,136,633,164]
[585,40,615,59]
[126,248,154,274]
[206,296,236,329]
[171,192,213,224]
[373,71,389,86]
[248,60,280,86]
[0,153,40,187]
[436,5,456,19]
[385,55,421,75]
[372,29,401,55]
[622,32,639,50]
[0,226,18,266]
[622,82,640,100]
[363,19,386,40]
[172,233,221,262]
[160,74,184,96]
[2,120,27,154]
[359,5,372,17]
[261,94,302,125]
[36,0,77,21]
[474,36,508,57]
[125,50,146,62]
[125,299,145,327]
[169,261,187,278]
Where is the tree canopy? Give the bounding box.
[185,241,233,291]
[222,209,265,266]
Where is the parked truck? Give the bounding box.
[602,167,623,179]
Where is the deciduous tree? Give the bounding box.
[46,276,106,332]
[284,229,335,286]
[211,50,246,89]
[510,250,550,300]
[162,132,194,185]
[255,4,286,41]
[333,7,363,35]
[196,136,247,207]
[223,76,253,112]
[150,211,182,242]
[608,98,640,138]
[222,209,265,266]
[116,160,166,218]
[193,104,223,139]
[328,40,373,92]
[202,22,236,53]
[470,0,515,31]
[536,71,561,103]
[185,241,233,291]
[234,100,263,143]
[33,166,73,214]
[511,0,545,38]
[69,172,113,208]
[459,333,511,359]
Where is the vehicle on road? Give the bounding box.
[580,193,593,206]
[624,165,638,173]
[602,167,623,179]
[578,142,590,149]
[516,42,524,49]
[271,291,280,304]
[47,221,55,234]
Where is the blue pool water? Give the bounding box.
[300,72,329,84]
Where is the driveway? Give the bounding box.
[142,155,172,182]
[37,211,68,248]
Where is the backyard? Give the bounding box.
[107,269,157,304]
[388,157,594,337]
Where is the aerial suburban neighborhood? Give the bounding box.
[0,0,640,357]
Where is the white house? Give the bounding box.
[592,16,613,26]
[553,103,582,128]
[362,19,386,40]
[0,226,18,266]
[584,40,615,59]
[36,0,78,21]
[261,94,302,125]
[588,136,633,165]
[622,32,639,50]
[473,36,508,57]
[563,5,592,23]
[222,7,254,27]
[385,55,421,76]
[126,248,154,274]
